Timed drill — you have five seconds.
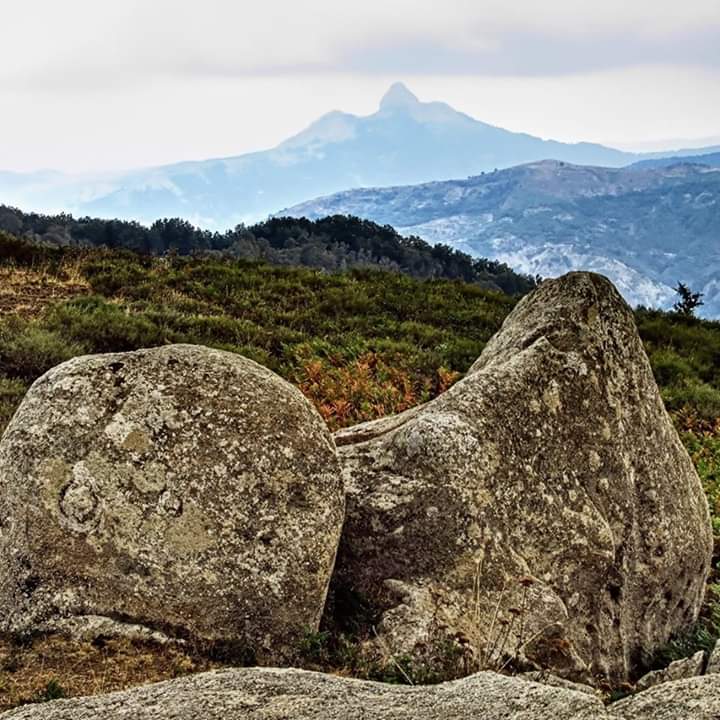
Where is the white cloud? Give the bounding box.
[3,0,718,86]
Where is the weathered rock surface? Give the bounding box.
[518,670,602,697]
[0,667,612,719]
[0,344,344,662]
[332,272,713,684]
[707,639,720,674]
[613,673,720,719]
[634,650,705,692]
[5,666,720,720]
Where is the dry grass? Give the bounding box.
[0,264,89,320]
[0,635,221,711]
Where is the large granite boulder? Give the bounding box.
[0,667,611,719]
[0,344,344,662]
[332,272,712,684]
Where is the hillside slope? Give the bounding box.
[0,210,536,296]
[0,240,718,707]
[282,160,720,316]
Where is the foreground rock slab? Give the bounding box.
[333,272,712,683]
[0,667,611,719]
[0,344,344,662]
[613,674,720,719]
[634,650,705,692]
[4,667,720,720]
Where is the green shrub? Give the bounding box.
[663,380,720,420]
[0,321,86,379]
[0,231,63,267]
[37,679,66,703]
[649,349,695,387]
[44,297,165,353]
[0,376,28,435]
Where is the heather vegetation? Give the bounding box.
[0,232,718,533]
[0,231,519,431]
[0,232,718,705]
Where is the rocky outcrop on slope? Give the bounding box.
[332,272,713,683]
[634,651,706,692]
[0,344,344,662]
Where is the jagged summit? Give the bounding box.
[379,82,420,110]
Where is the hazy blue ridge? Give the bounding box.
[630,151,720,170]
[280,159,720,318]
[2,83,718,230]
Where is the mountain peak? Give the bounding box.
[379,82,420,111]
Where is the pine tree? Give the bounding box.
[673,282,704,317]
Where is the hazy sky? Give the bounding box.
[1,0,719,172]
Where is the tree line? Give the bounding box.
[0,206,538,295]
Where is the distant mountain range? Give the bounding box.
[1,83,719,229]
[281,160,720,317]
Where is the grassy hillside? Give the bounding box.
[0,235,718,705]
[0,233,519,432]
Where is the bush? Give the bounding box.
[662,380,720,420]
[44,297,165,353]
[0,320,86,379]
[649,349,695,388]
[0,376,28,435]
[0,230,63,267]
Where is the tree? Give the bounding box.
[673,282,704,317]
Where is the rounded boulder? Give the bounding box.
[0,344,344,662]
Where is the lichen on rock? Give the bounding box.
[0,344,345,663]
[330,272,713,684]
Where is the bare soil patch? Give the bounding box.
[0,267,89,320]
[0,635,220,712]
